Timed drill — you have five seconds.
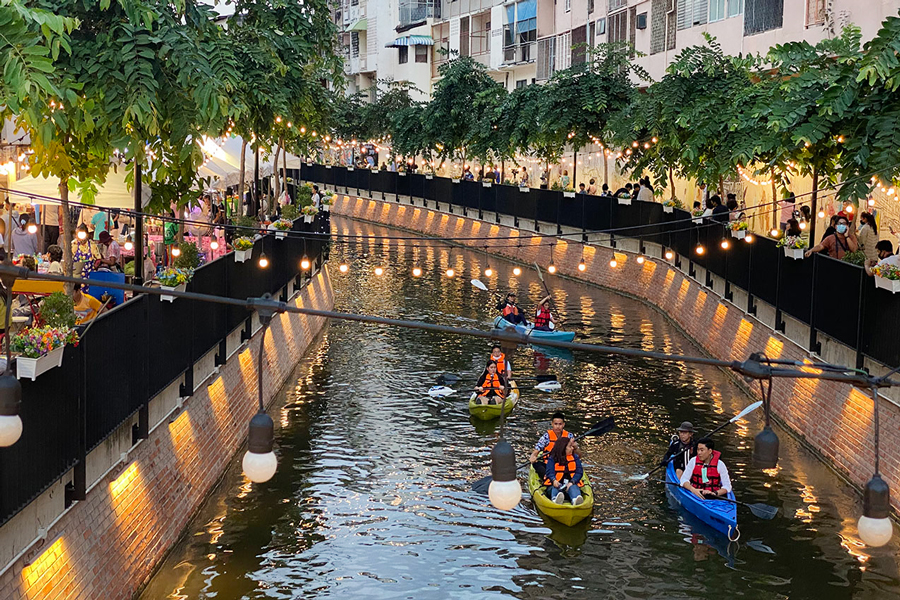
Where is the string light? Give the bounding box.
[339,263,349,273]
[77,230,87,241]
[512,267,521,276]
[484,267,493,277]
[171,247,182,257]
[374,266,384,276]
[445,268,455,278]
[744,234,755,243]
[26,223,37,234]
[665,250,674,260]
[770,228,780,237]
[411,266,422,277]
[799,222,807,230]
[210,240,219,250]
[636,255,645,264]
[609,258,618,268]
[124,241,133,251]
[845,204,854,213]
[577,259,586,272]
[695,245,705,255]
[547,264,557,274]
[818,210,826,218]
[868,198,876,207]
[721,240,730,250]
[737,164,772,186]
[300,256,311,270]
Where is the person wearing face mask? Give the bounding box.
[856,212,879,264]
[805,215,858,259]
[865,240,900,276]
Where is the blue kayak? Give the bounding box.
[492,316,576,342]
[666,462,738,538]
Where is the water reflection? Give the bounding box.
[140,216,900,599]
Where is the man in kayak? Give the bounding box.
[680,438,732,500]
[496,292,528,325]
[475,361,506,405]
[529,412,572,479]
[533,295,555,331]
[488,344,511,379]
[661,421,697,479]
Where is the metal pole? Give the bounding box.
[134,162,143,286]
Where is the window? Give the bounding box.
[399,45,409,63]
[516,0,537,45]
[588,0,594,13]
[744,0,783,34]
[460,16,470,57]
[556,31,572,70]
[650,0,666,54]
[589,20,596,47]
[709,0,725,21]
[572,25,587,65]
[516,79,528,88]
[677,0,708,29]
[537,37,555,80]
[628,7,636,55]
[727,0,744,17]
[565,0,571,12]
[666,0,677,49]
[608,11,627,43]
[609,0,627,10]
[351,32,360,57]
[415,44,428,62]
[597,17,606,34]
[806,0,824,25]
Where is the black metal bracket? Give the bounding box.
[775,309,786,333]
[215,338,227,367]
[747,293,757,315]
[724,281,733,302]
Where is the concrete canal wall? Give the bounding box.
[0,268,334,600]
[331,192,900,513]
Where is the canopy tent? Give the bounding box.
[8,166,150,209]
[346,18,367,32]
[204,136,304,190]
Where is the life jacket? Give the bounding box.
[543,429,570,458]
[534,306,551,328]
[490,353,506,374]
[502,303,519,318]
[544,454,584,487]
[689,450,723,492]
[479,372,505,398]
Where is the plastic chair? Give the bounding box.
[87,271,126,307]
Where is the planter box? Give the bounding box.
[875,276,900,293]
[234,248,253,263]
[347,166,354,171]
[564,191,575,198]
[732,230,747,240]
[325,165,332,169]
[618,197,632,205]
[519,186,530,193]
[692,216,703,224]
[425,174,433,179]
[663,205,674,213]
[303,214,315,223]
[398,172,406,177]
[371,169,379,173]
[160,282,186,302]
[275,231,287,240]
[482,182,492,188]
[322,204,331,212]
[784,247,805,260]
[16,345,65,381]
[452,178,460,183]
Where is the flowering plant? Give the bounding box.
[321,190,336,205]
[691,208,705,217]
[157,267,193,287]
[873,264,900,280]
[727,220,749,231]
[618,192,631,199]
[662,198,677,207]
[272,218,293,231]
[777,235,808,249]
[233,236,255,251]
[11,326,78,358]
[301,204,319,216]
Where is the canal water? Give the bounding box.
[141,216,900,599]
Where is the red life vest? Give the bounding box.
[479,372,505,398]
[544,454,584,487]
[502,304,519,318]
[689,450,723,492]
[535,306,552,328]
[489,353,506,374]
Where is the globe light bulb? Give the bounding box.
[124,241,134,251]
[868,198,876,207]
[210,239,219,250]
[846,204,854,213]
[721,240,730,250]
[609,259,617,268]
[696,246,705,255]
[512,267,521,276]
[0,415,22,447]
[665,251,674,260]
[171,247,181,257]
[799,222,807,230]
[445,268,455,278]
[300,256,311,270]
[488,439,521,510]
[258,253,269,268]
[577,260,586,272]
[858,515,893,547]
[818,210,826,219]
[484,267,493,277]
[243,449,277,483]
[374,267,384,276]
[488,478,522,511]
[27,224,37,234]
[745,234,755,243]
[339,263,349,273]
[412,267,422,277]
[77,230,87,240]
[636,255,645,264]
[770,229,780,237]
[547,264,557,274]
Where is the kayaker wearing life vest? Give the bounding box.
[497,292,528,325]
[545,437,585,505]
[488,344,511,378]
[661,421,697,479]
[533,295,555,331]
[680,438,732,500]
[475,361,506,405]
[529,412,572,479]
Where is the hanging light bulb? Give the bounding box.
[300,256,311,270]
[26,223,37,234]
[845,204,854,214]
[745,234,755,243]
[818,210,826,219]
[577,259,586,272]
[339,263,349,273]
[77,230,87,240]
[242,411,277,483]
[753,425,780,469]
[868,198,876,207]
[445,268,455,278]
[636,255,645,264]
[696,245,705,255]
[665,250,674,260]
[374,266,384,276]
[609,258,617,268]
[124,240,134,252]
[210,240,219,250]
[484,267,494,277]
[512,266,521,276]
[770,228,780,237]
[171,247,182,257]
[547,264,557,274]
[0,375,23,447]
[858,474,893,547]
[487,439,521,510]
[721,240,730,250]
[258,253,269,268]
[412,266,422,277]
[799,222,807,230]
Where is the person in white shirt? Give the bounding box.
[865,240,900,276]
[679,438,732,500]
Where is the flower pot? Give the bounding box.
[452,178,460,183]
[618,197,632,205]
[275,231,287,240]
[234,248,253,263]
[564,191,575,198]
[663,205,674,214]
[16,345,65,381]
[732,230,746,240]
[875,276,900,293]
[692,217,703,225]
[303,214,315,224]
[482,182,492,188]
[784,247,805,260]
[425,174,433,179]
[323,204,331,212]
[160,282,186,302]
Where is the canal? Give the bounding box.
[141,216,900,599]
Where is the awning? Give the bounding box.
[386,35,434,47]
[346,18,367,32]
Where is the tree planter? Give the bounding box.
[564,191,575,198]
[482,182,492,188]
[692,217,703,224]
[618,197,632,205]
[875,276,900,293]
[663,205,674,214]
[732,230,747,240]
[303,214,315,224]
[784,247,805,260]
[16,345,65,381]
[160,282,186,302]
[234,249,253,263]
[275,231,287,240]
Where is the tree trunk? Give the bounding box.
[58,178,74,289]
[281,136,288,202]
[134,162,144,285]
[771,168,777,233]
[176,204,184,244]
[810,166,819,245]
[273,145,281,202]
[603,152,609,187]
[253,144,260,217]
[239,139,247,217]
[572,149,578,187]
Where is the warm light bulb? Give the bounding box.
[818,210,825,219]
[845,204,854,213]
[512,267,521,276]
[636,255,645,264]
[868,198,876,207]
[696,246,705,255]
[858,515,893,547]
[171,247,181,257]
[412,267,422,277]
[721,240,730,250]
[547,264,557,274]
[124,241,134,251]
[445,268,455,278]
[210,240,219,250]
[609,259,617,268]
[745,234,755,243]
[77,230,87,240]
[300,256,310,270]
[577,260,586,272]
[26,224,37,234]
[242,450,277,483]
[259,254,269,268]
[488,478,522,511]
[339,263,349,273]
[799,222,807,230]
[484,267,493,277]
[770,229,780,237]
[0,414,22,447]
[374,267,384,276]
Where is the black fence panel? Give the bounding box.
[511,190,538,223]
[777,252,814,324]
[559,195,586,229]
[750,238,780,306]
[480,184,497,213]
[636,202,666,246]
[724,233,752,291]
[494,185,517,217]
[147,291,194,397]
[396,172,411,197]
[704,227,728,279]
[459,180,480,210]
[814,257,864,348]
[431,176,452,204]
[534,189,560,225]
[583,197,611,232]
[190,257,229,358]
[410,174,428,200]
[356,168,371,193]
[863,282,900,367]
[322,165,336,187]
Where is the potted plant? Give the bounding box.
[38,292,76,330]
[301,204,319,223]
[872,263,900,293]
[777,235,808,259]
[662,198,680,214]
[282,204,300,221]
[12,326,78,380]
[691,207,705,224]
[233,236,255,263]
[272,218,293,240]
[157,267,193,302]
[321,190,335,212]
[173,241,201,269]
[618,191,632,206]
[727,220,749,239]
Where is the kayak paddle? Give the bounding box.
[471,416,616,494]
[437,373,557,385]
[471,279,489,291]
[428,385,456,398]
[630,400,764,481]
[659,481,779,520]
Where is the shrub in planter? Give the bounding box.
[842,250,867,266]
[282,204,300,220]
[776,235,808,250]
[272,218,293,231]
[39,292,76,330]
[158,267,194,287]
[233,215,259,236]
[173,241,201,269]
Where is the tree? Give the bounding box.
[497,84,563,177]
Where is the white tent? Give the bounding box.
[203,136,304,189]
[8,166,150,208]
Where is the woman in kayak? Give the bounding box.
[545,437,585,505]
[475,361,507,405]
[496,293,528,325]
[488,344,511,379]
[533,295,555,331]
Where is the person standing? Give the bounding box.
[10,215,38,256]
[638,178,654,202]
[587,179,598,195]
[806,214,858,259]
[857,212,879,264]
[41,204,61,252]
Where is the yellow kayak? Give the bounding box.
[467,382,519,421]
[528,466,594,527]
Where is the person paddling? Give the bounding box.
[488,344,511,378]
[533,295,555,331]
[474,361,506,405]
[680,438,732,500]
[545,437,585,505]
[662,421,697,479]
[529,412,572,479]
[497,292,528,325]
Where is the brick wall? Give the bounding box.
[0,269,334,600]
[333,194,899,511]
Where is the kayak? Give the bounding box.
[492,316,576,342]
[665,462,738,538]
[468,382,519,421]
[528,466,594,526]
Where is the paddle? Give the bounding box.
[429,378,561,397]
[659,481,779,520]
[471,417,616,494]
[437,373,558,385]
[630,400,763,481]
[533,262,563,329]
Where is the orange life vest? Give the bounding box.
[502,303,519,318]
[479,372,505,398]
[543,429,570,457]
[489,352,506,374]
[689,450,723,492]
[544,454,584,487]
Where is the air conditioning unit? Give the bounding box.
[636,12,647,29]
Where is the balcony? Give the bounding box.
[503,41,536,64]
[399,0,440,27]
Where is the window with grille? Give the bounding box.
[351,31,360,57]
[416,45,428,62]
[460,16,470,56]
[608,10,627,43]
[589,20,596,47]
[744,0,783,34]
[572,25,586,64]
[399,45,409,63]
[709,0,725,21]
[677,0,709,29]
[556,31,572,70]
[666,0,677,49]
[628,7,636,55]
[609,0,628,10]
[650,0,666,54]
[537,37,555,80]
[516,79,528,88]
[806,0,824,25]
